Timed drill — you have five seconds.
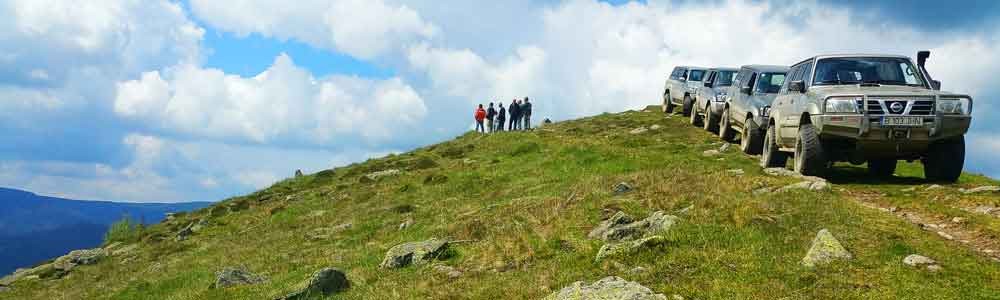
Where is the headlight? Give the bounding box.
[937,98,971,115]
[824,97,860,113]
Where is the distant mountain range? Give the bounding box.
[0,187,210,275]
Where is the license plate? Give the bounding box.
[881,116,922,127]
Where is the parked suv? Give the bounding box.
[718,65,788,154]
[689,67,738,131]
[761,52,972,182]
[663,66,707,116]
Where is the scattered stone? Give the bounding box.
[294,169,304,178]
[595,236,665,262]
[543,276,666,300]
[307,210,327,218]
[901,187,917,192]
[212,267,266,289]
[433,265,462,279]
[630,127,648,134]
[54,248,106,271]
[726,169,745,175]
[973,205,996,215]
[752,187,773,195]
[176,222,196,241]
[676,205,694,214]
[588,211,678,242]
[927,264,943,272]
[361,169,401,182]
[671,295,685,300]
[649,124,662,130]
[307,223,352,241]
[702,150,720,157]
[629,266,647,274]
[380,238,450,269]
[961,186,1000,194]
[612,182,633,195]
[937,231,954,240]
[719,143,731,153]
[398,218,414,230]
[801,229,852,267]
[277,268,350,300]
[925,184,944,191]
[112,244,139,257]
[762,168,827,182]
[776,181,829,193]
[903,254,936,267]
[951,217,966,224]
[462,158,477,165]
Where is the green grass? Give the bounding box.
[4,107,1000,299]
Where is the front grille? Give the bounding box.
[862,97,934,116]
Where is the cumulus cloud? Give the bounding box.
[114,53,427,144]
[190,0,437,59]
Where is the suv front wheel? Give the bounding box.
[793,124,827,176]
[682,95,694,117]
[761,122,788,168]
[663,91,675,114]
[923,136,965,183]
[741,117,763,155]
[719,107,735,141]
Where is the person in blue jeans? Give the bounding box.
[520,97,532,130]
[495,101,506,132]
[508,100,520,131]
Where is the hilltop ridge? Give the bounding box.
[2,107,1000,299]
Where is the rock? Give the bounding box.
[380,238,450,269]
[294,169,304,178]
[927,264,943,272]
[361,169,401,182]
[612,182,633,195]
[903,254,936,267]
[649,124,662,130]
[433,265,462,279]
[901,187,917,192]
[676,205,694,214]
[752,187,773,195]
[951,217,966,224]
[53,248,106,271]
[961,186,1000,194]
[801,229,852,267]
[726,169,745,175]
[719,143,731,153]
[176,222,195,241]
[776,181,829,193]
[543,276,666,300]
[306,223,352,241]
[702,150,720,157]
[630,127,648,134]
[925,184,944,191]
[973,205,996,215]
[595,236,665,262]
[212,267,266,289]
[112,244,139,257]
[763,168,827,182]
[277,268,350,300]
[588,211,678,242]
[398,218,413,230]
[937,231,954,240]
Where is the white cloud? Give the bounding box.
[114,53,428,144]
[190,0,436,59]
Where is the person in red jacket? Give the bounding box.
[474,104,487,133]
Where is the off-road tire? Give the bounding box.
[719,107,736,141]
[761,123,788,168]
[922,136,965,183]
[703,105,719,133]
[867,159,897,177]
[741,117,763,155]
[682,95,694,117]
[793,124,827,176]
[663,91,675,114]
[689,101,702,126]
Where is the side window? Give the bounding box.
[781,65,801,94]
[746,72,758,90]
[734,69,748,87]
[800,61,814,87]
[705,71,716,85]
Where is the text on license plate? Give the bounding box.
[881,116,922,126]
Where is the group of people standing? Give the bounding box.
[474,97,532,133]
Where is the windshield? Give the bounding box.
[688,70,706,81]
[755,72,786,94]
[714,71,737,86]
[813,57,925,87]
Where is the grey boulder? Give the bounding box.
[277,268,350,300]
[380,238,449,269]
[544,276,666,300]
[212,267,266,289]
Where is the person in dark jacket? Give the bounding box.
[486,102,496,133]
[520,97,532,130]
[508,100,520,131]
[496,101,506,132]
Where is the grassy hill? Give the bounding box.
[3,107,1000,299]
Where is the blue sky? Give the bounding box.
[1,0,998,202]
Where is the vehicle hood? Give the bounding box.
[809,85,971,99]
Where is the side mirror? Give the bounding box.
[679,76,687,82]
[930,80,941,90]
[789,80,805,93]
[740,86,752,95]
[704,81,712,87]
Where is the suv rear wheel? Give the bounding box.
[867,159,897,177]
[663,91,674,113]
[793,124,827,176]
[719,107,736,141]
[703,104,719,132]
[923,136,965,183]
[741,117,763,155]
[689,101,702,126]
[682,95,694,117]
[761,122,788,168]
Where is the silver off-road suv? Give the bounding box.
[689,67,738,132]
[761,52,972,182]
[663,66,707,116]
[718,65,788,154]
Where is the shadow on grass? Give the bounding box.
[824,164,928,185]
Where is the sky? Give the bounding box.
[1,0,998,203]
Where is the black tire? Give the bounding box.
[719,107,736,141]
[703,105,719,133]
[663,91,675,113]
[793,124,827,176]
[681,95,694,117]
[688,100,702,126]
[868,159,897,177]
[741,116,763,155]
[922,136,965,183]
[761,122,788,168]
